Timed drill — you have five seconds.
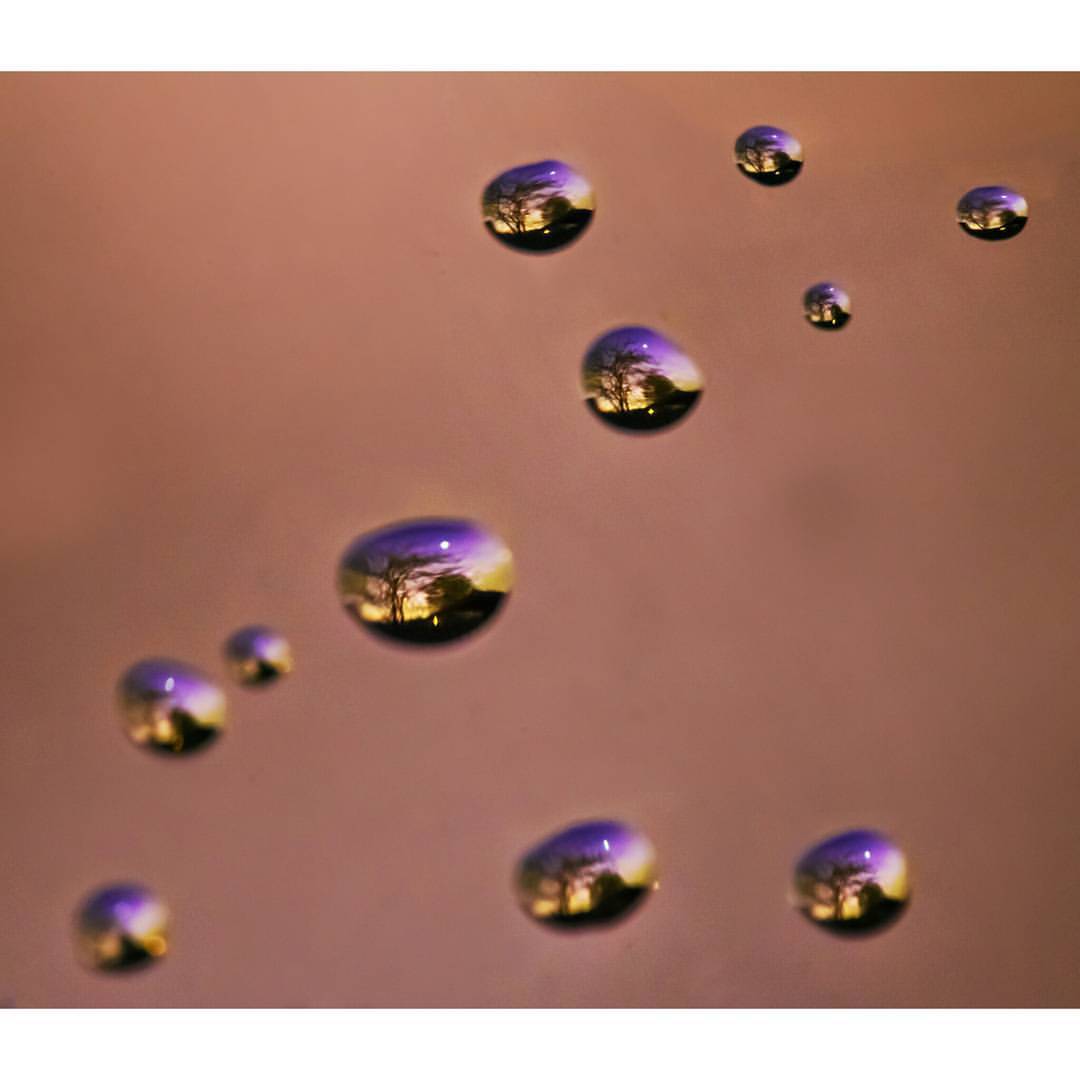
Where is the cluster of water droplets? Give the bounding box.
[76,116,1034,975]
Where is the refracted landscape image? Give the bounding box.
[75,883,170,973]
[956,185,1028,241]
[339,518,514,646]
[515,820,658,930]
[734,124,803,186]
[223,625,294,687]
[116,658,227,755]
[481,158,595,253]
[803,281,852,330]
[792,828,910,935]
[583,325,704,432]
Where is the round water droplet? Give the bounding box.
[792,828,910,935]
[224,625,293,687]
[482,159,595,253]
[515,820,658,930]
[74,883,170,972]
[339,518,513,646]
[803,281,852,331]
[735,125,803,186]
[957,185,1028,241]
[117,658,227,755]
[583,325,703,432]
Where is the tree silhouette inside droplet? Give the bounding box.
[339,518,514,647]
[735,125,803,186]
[515,820,658,930]
[482,159,595,253]
[792,829,910,935]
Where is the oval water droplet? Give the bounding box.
[515,820,658,930]
[792,828,910,935]
[339,518,513,646]
[957,185,1028,241]
[482,159,595,253]
[117,658,226,755]
[803,281,852,331]
[735,125,803,186]
[75,883,170,972]
[583,325,703,432]
[224,625,293,687]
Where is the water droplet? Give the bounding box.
[515,820,658,930]
[223,625,294,687]
[74,883,170,972]
[117,658,227,755]
[792,828,910,935]
[583,326,703,433]
[803,282,852,331]
[339,518,513,646]
[482,159,595,253]
[735,125,803,186]
[957,185,1028,241]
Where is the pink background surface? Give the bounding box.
[2,73,1079,1006]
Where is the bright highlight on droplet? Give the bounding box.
[117,659,227,756]
[339,518,514,647]
[74,883,170,973]
[792,828,910,936]
[515,820,658,930]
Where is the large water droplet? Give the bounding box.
[75,883,170,972]
[339,518,513,646]
[117,658,227,755]
[792,828,910,935]
[735,125,803,186]
[482,159,595,253]
[583,325,703,432]
[515,820,658,930]
[224,625,293,687]
[803,281,852,331]
[957,185,1028,241]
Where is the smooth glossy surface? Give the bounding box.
[803,281,852,330]
[957,186,1028,241]
[482,159,594,253]
[224,625,293,686]
[734,125,803,186]
[117,659,227,754]
[583,325,703,432]
[515,820,658,930]
[339,518,513,646]
[74,884,170,972]
[792,828,910,935]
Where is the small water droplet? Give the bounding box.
[74,883,170,972]
[583,325,703,433]
[735,125,803,186]
[515,820,658,930]
[339,518,513,646]
[803,281,852,331]
[223,625,294,687]
[482,159,595,253]
[117,659,227,755]
[957,185,1028,241]
[792,828,910,935]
